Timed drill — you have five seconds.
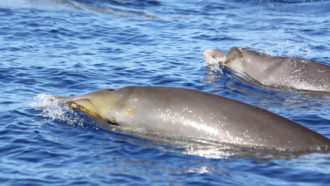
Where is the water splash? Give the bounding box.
[29,94,85,126]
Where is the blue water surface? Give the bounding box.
[0,0,330,185]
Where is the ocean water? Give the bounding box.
[0,0,330,185]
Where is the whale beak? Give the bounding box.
[55,96,102,120]
[203,49,227,65]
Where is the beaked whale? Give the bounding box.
[56,86,330,152]
[203,47,330,92]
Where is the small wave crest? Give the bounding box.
[29,94,85,126]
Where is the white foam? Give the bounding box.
[29,94,85,126]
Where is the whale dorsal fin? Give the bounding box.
[225,47,243,64]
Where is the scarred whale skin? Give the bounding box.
[204,47,330,92]
[57,86,330,152]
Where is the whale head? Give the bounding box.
[204,47,246,75]
[203,49,227,65]
[57,89,118,123]
[203,47,244,64]
[68,98,101,119]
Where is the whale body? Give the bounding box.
[57,86,330,152]
[204,47,330,92]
